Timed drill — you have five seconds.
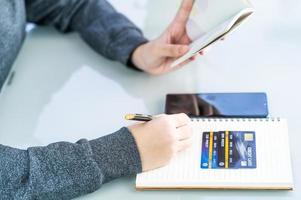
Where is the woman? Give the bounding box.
[0,0,196,199]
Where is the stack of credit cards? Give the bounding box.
[201,131,256,169]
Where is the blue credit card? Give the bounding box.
[201,131,256,169]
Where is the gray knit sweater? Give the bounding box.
[0,0,148,199]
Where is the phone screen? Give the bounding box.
[165,93,268,118]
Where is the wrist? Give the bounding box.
[128,124,148,171]
[131,43,148,71]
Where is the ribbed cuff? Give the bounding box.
[89,127,142,183]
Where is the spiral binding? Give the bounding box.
[190,117,281,122]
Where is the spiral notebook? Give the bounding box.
[136,118,293,190]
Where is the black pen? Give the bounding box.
[124,114,153,122]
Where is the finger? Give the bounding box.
[165,55,195,73]
[199,46,211,55]
[179,34,192,45]
[174,0,195,24]
[176,137,193,152]
[170,113,190,128]
[171,52,198,68]
[176,124,193,140]
[189,55,196,61]
[157,44,189,58]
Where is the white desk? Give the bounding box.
[0,0,300,199]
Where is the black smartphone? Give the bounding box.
[165,93,268,118]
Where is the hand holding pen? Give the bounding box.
[125,113,193,171]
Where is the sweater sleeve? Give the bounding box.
[0,127,141,199]
[25,0,148,67]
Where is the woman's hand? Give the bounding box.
[131,0,198,75]
[128,113,193,171]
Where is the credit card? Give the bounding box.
[217,131,226,168]
[201,131,256,169]
[201,132,210,168]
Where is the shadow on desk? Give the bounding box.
[0,26,197,146]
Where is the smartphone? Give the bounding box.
[165,93,268,118]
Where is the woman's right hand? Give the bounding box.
[128,113,193,172]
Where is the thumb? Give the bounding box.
[157,44,189,58]
[173,0,195,24]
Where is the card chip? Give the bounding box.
[244,133,254,141]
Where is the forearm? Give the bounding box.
[72,0,148,66]
[0,0,26,92]
[0,127,141,199]
[25,0,148,66]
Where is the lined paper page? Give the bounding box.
[136,118,293,189]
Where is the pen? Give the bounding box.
[124,114,153,122]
